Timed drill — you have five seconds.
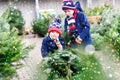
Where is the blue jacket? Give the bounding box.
[64,11,92,46]
[41,35,65,57]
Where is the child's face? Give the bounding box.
[63,9,74,17]
[49,31,59,40]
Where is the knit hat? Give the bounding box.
[62,0,75,10]
[48,18,62,35]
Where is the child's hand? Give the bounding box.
[75,36,82,44]
[54,38,63,50]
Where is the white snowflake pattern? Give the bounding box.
[66,2,72,5]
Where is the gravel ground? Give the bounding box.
[95,51,120,80]
[12,34,120,80]
[12,34,43,80]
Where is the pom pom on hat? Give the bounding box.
[48,18,62,35]
[62,0,75,10]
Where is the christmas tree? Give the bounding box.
[2,6,25,35]
[36,48,109,80]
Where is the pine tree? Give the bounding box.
[1,6,25,35]
[36,48,110,80]
[0,17,33,79]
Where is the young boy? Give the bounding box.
[62,0,94,53]
[41,18,65,57]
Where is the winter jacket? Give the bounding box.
[41,35,65,57]
[64,11,92,46]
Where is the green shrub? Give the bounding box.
[91,7,120,59]
[91,33,104,50]
[85,4,112,16]
[0,18,33,78]
[104,23,120,59]
[32,16,51,37]
[1,6,25,35]
[36,49,109,80]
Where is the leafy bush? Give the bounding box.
[104,21,120,59]
[32,17,50,37]
[85,4,112,16]
[36,49,109,80]
[91,33,104,50]
[91,7,120,59]
[96,10,119,35]
[1,6,25,35]
[0,18,33,78]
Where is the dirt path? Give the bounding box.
[12,34,43,80]
[95,51,120,80]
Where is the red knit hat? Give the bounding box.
[48,18,62,35]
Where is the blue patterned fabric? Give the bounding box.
[41,35,65,57]
[62,0,75,10]
[64,11,92,46]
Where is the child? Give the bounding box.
[62,0,94,53]
[41,18,65,57]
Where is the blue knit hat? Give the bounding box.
[62,0,75,10]
[48,18,62,35]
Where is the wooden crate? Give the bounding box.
[88,16,102,22]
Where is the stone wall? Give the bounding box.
[0,0,120,27]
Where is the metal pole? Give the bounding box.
[89,0,92,8]
[87,0,91,8]
[8,0,13,6]
[35,0,40,18]
[87,0,89,8]
[112,0,115,8]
